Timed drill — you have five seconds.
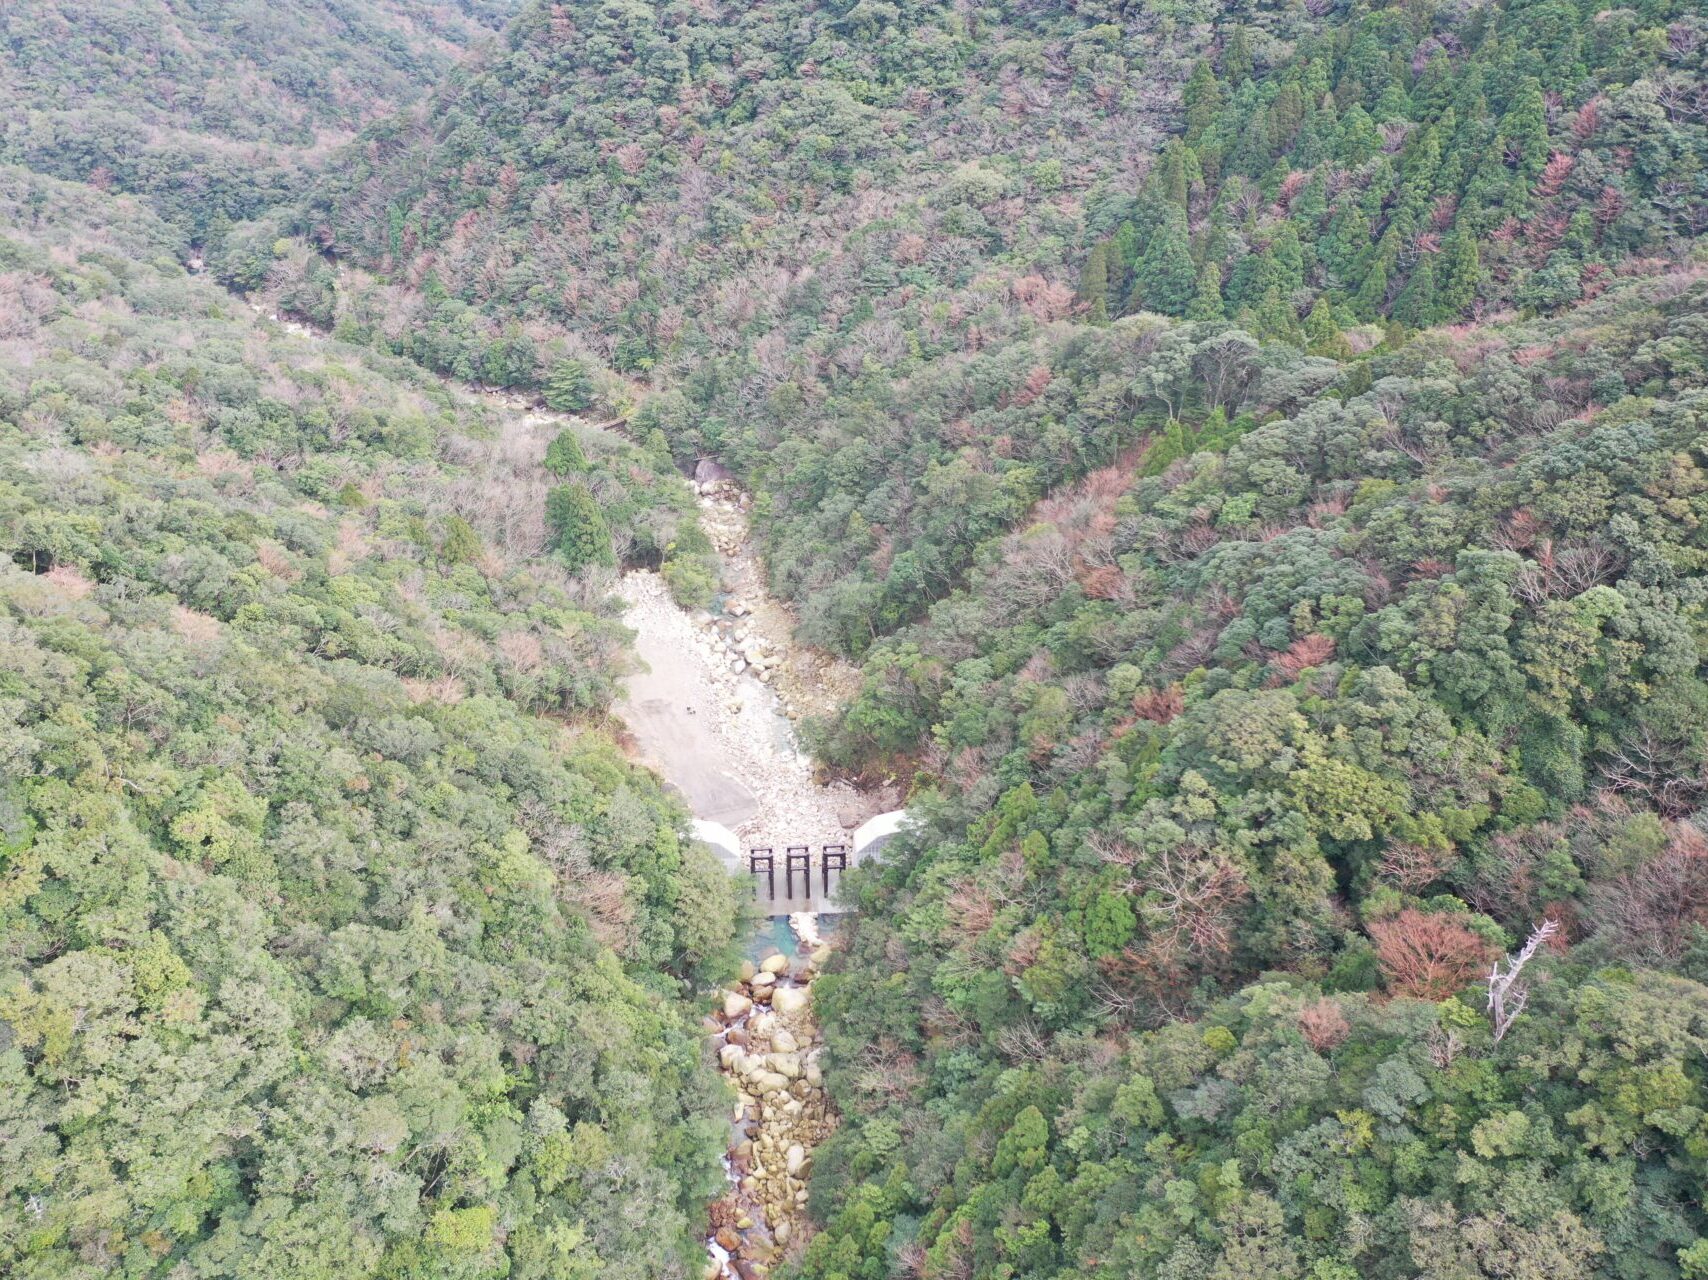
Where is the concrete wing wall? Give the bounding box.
[692,818,743,871]
[852,810,911,861]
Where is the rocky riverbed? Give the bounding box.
[614,470,893,853]
[704,931,836,1278]
[691,479,862,727]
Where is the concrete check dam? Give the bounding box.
[610,470,907,918]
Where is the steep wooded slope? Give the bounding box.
[0,0,520,235]
[0,168,736,1280]
[797,273,1708,1278]
[294,0,1707,655]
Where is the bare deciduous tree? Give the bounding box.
[1588,825,1708,964]
[1372,909,1495,1000]
[1427,1023,1466,1069]
[1298,998,1351,1052]
[1486,919,1560,1042]
[1377,840,1456,894]
[1599,724,1708,818]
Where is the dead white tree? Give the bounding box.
[1486,919,1561,1042]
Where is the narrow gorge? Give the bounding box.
[607,469,869,1279]
[254,296,864,1275]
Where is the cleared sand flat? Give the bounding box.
[614,581,761,830]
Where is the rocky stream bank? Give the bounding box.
[703,925,836,1279]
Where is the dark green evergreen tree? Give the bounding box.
[1153,141,1192,210]
[1131,207,1196,316]
[1269,83,1305,155]
[1338,104,1380,166]
[1188,260,1226,320]
[1392,255,1438,327]
[1325,201,1373,280]
[544,357,597,413]
[1304,296,1352,357]
[1221,26,1253,85]
[1078,241,1111,322]
[1183,59,1225,142]
[1353,257,1391,319]
[1498,76,1550,187]
[439,515,481,565]
[1414,50,1454,116]
[545,483,615,570]
[544,429,590,476]
[1436,230,1484,317]
[1253,285,1305,344]
[1268,224,1305,293]
[1393,126,1442,234]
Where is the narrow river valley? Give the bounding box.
[609,473,867,1279]
[262,302,864,1276]
[485,398,861,1279]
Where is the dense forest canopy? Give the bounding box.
[798,273,1708,1280]
[291,0,1707,653]
[0,0,520,235]
[0,168,737,1279]
[6,0,1708,1277]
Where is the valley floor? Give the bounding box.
[611,485,878,888]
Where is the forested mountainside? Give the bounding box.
[800,275,1708,1280]
[0,0,519,236]
[0,168,738,1279]
[7,0,1708,1277]
[276,0,1708,1275]
[287,0,1707,655]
